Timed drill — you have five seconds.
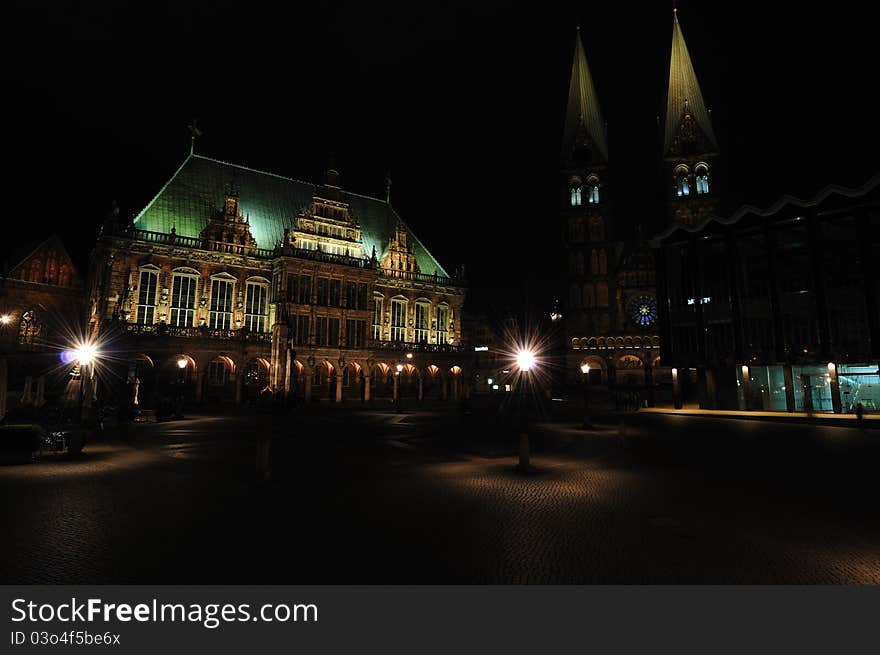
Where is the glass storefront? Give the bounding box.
[746,365,788,411]
[839,364,880,413]
[792,365,833,412]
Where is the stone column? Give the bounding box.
[335,370,343,403]
[452,375,460,401]
[441,375,448,401]
[739,365,751,411]
[392,373,399,402]
[284,349,292,397]
[782,365,795,412]
[363,375,371,402]
[417,374,423,401]
[672,367,682,410]
[304,370,312,403]
[828,362,842,414]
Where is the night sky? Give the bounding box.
[7,1,879,319]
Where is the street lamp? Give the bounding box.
[394,363,404,413]
[70,340,100,424]
[515,348,536,472]
[0,314,10,325]
[174,358,188,418]
[580,362,593,429]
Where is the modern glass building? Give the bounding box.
[654,174,880,413]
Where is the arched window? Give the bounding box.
[245,278,269,332]
[570,187,582,206]
[436,303,450,344]
[372,294,384,340]
[586,175,600,204]
[391,297,407,342]
[675,165,690,197]
[414,300,431,343]
[170,269,199,327]
[695,163,710,195]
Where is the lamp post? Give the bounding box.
[71,342,98,425]
[515,349,536,472]
[395,363,403,413]
[175,358,188,418]
[580,362,593,429]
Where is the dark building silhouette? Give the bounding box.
[655,174,880,412]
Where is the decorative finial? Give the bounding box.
[385,171,392,204]
[187,119,202,156]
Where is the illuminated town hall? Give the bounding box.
[84,154,468,408]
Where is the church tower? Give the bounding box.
[663,8,719,227]
[562,26,612,341]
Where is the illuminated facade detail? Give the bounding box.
[87,153,467,406]
[629,295,658,328]
[571,187,582,206]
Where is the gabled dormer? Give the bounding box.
[291,167,364,258]
[200,182,258,250]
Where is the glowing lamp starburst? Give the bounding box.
[516,349,537,372]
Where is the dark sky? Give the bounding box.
[7,1,880,319]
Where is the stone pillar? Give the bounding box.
[441,375,448,401]
[393,373,399,402]
[196,372,205,403]
[782,365,795,412]
[452,375,460,401]
[304,370,312,403]
[284,349,292,397]
[739,365,751,411]
[417,374,423,401]
[234,372,243,405]
[672,367,682,410]
[364,375,371,402]
[335,370,343,403]
[0,357,7,421]
[645,365,655,407]
[828,362,842,414]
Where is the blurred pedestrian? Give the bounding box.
[855,402,864,430]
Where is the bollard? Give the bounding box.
[518,432,531,472]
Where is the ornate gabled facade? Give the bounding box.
[664,8,720,227]
[0,235,85,417]
[88,153,467,410]
[561,27,666,395]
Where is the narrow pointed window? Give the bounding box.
[675,165,690,197]
[695,163,710,195]
[571,187,582,206]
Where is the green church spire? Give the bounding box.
[664,9,718,157]
[562,26,608,163]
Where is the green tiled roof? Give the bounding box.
[133,154,450,277]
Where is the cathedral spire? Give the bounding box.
[664,9,718,157]
[562,26,608,163]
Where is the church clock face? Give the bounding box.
[629,295,658,328]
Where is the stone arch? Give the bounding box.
[243,356,271,402]
[572,338,580,349]
[617,354,646,387]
